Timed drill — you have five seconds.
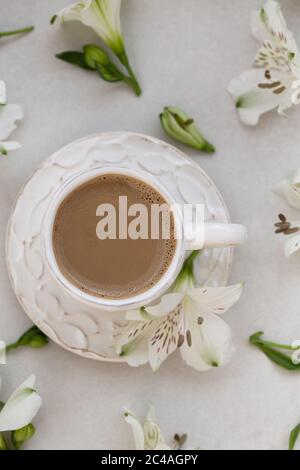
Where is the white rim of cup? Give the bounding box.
[42,166,185,311]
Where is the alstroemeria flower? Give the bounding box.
[0,375,42,432]
[52,0,141,95]
[228,0,300,125]
[124,404,171,450]
[52,0,124,56]
[116,252,243,372]
[274,169,300,211]
[0,81,23,155]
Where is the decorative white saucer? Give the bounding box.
[6,133,232,362]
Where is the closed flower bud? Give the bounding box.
[12,424,35,450]
[83,44,110,69]
[0,433,8,450]
[17,326,48,349]
[160,107,215,153]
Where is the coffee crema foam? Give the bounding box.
[52,174,176,300]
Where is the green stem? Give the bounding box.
[5,342,19,352]
[118,51,141,96]
[259,340,296,351]
[173,250,201,291]
[0,26,34,38]
[250,332,297,351]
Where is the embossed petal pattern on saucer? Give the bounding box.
[6,133,232,362]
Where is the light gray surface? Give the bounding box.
[1,0,300,450]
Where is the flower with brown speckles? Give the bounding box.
[115,252,243,372]
[228,1,300,125]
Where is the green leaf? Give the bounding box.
[258,344,300,371]
[56,51,94,70]
[289,422,300,450]
[83,44,110,70]
[250,332,300,371]
[96,63,123,83]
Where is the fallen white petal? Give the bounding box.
[124,410,145,450]
[0,81,6,105]
[0,104,23,141]
[0,374,42,432]
[0,141,21,155]
[143,404,168,450]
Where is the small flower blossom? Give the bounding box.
[0,80,23,155]
[116,252,243,372]
[228,1,300,125]
[52,0,124,55]
[0,375,41,432]
[124,404,172,450]
[52,0,141,95]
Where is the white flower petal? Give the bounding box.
[274,169,300,210]
[148,305,184,371]
[251,1,298,53]
[146,293,184,318]
[0,341,6,365]
[228,68,292,125]
[124,410,145,450]
[126,308,153,322]
[0,374,42,432]
[54,0,123,54]
[0,141,21,155]
[143,404,167,450]
[284,232,300,258]
[188,284,243,316]
[115,320,157,367]
[0,104,23,141]
[0,81,6,105]
[180,302,235,372]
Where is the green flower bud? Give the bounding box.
[17,326,49,349]
[12,424,35,450]
[83,45,110,70]
[160,107,215,153]
[0,433,8,450]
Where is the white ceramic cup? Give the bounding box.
[42,167,247,311]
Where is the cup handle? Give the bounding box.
[184,222,247,251]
